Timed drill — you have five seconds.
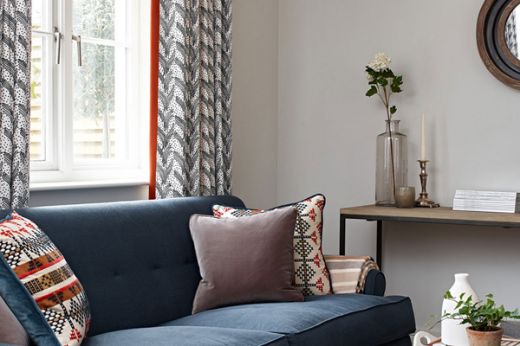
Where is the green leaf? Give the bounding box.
[390,85,402,93]
[377,78,388,86]
[366,86,377,97]
[381,69,395,78]
[365,66,376,75]
[390,106,397,114]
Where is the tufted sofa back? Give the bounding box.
[4,196,245,336]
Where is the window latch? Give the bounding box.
[54,27,62,65]
[72,35,82,67]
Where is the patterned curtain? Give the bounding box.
[506,11,518,58]
[0,0,31,209]
[153,0,232,198]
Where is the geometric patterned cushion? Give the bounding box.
[213,194,332,296]
[0,212,90,345]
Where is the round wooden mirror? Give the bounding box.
[477,0,520,89]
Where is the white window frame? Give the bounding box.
[30,0,150,189]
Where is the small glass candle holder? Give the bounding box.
[395,186,416,208]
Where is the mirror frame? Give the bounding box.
[477,0,520,89]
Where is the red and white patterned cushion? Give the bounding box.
[0,212,90,345]
[213,194,331,296]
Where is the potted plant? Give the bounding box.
[443,291,520,346]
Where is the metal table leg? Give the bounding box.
[377,220,383,269]
[339,214,346,255]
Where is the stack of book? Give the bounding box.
[453,190,520,213]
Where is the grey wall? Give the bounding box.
[277,0,520,330]
[232,0,279,209]
[29,185,148,207]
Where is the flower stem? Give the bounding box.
[382,87,397,203]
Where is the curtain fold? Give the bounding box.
[0,0,31,209]
[150,0,232,199]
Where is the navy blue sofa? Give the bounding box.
[1,196,415,345]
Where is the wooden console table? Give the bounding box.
[340,205,520,269]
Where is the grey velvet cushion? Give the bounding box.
[189,207,304,314]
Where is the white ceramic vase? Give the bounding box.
[441,273,479,346]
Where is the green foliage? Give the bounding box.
[365,85,377,97]
[365,65,403,120]
[73,0,115,119]
[443,291,520,332]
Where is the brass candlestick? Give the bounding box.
[415,160,440,208]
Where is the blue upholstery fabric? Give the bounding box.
[380,335,413,346]
[164,294,415,345]
[364,269,386,296]
[0,196,404,346]
[5,196,246,336]
[83,326,287,346]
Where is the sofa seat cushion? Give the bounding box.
[163,294,415,346]
[83,326,287,346]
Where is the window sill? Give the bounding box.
[30,179,149,192]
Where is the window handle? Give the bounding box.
[72,34,82,67]
[54,27,62,65]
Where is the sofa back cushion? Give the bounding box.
[1,196,245,336]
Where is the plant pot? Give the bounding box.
[466,327,503,346]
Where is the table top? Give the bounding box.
[340,205,520,228]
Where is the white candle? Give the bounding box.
[420,114,426,160]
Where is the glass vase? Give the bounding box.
[375,120,408,206]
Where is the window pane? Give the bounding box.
[73,0,115,40]
[30,36,46,162]
[73,43,118,161]
[32,1,43,30]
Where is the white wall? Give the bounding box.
[277,0,520,330]
[231,0,279,209]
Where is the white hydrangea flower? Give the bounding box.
[368,52,391,72]
[366,72,374,82]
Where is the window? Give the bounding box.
[30,0,149,187]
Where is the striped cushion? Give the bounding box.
[325,255,379,294]
[0,212,90,345]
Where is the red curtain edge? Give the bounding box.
[149,0,160,199]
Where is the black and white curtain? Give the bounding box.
[0,0,31,209]
[155,0,232,198]
[506,11,518,58]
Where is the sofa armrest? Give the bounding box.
[363,269,386,296]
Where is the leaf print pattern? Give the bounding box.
[156,0,232,198]
[0,0,31,208]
